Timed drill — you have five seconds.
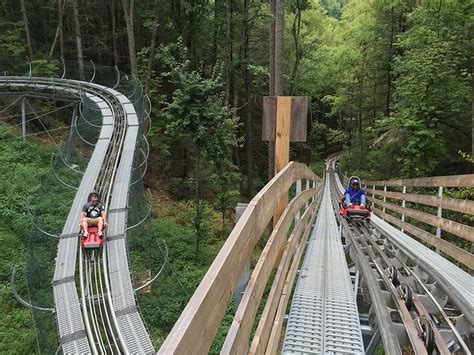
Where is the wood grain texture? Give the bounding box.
[366,174,474,188]
[249,193,322,354]
[158,162,320,355]
[273,97,292,225]
[222,187,320,354]
[366,188,474,215]
[265,204,318,354]
[371,197,474,242]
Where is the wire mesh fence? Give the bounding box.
[1,60,166,353]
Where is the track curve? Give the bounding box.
[0,76,154,354]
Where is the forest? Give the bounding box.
[0,0,472,352]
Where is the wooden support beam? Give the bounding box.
[158,162,319,355]
[222,187,320,354]
[265,208,317,354]
[273,97,292,226]
[249,195,321,354]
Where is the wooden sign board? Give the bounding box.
[262,96,308,142]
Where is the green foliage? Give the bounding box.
[30,59,60,77]
[158,42,240,254]
[0,124,59,354]
[0,20,27,72]
[137,219,224,348]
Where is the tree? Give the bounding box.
[122,0,138,76]
[19,0,33,59]
[160,45,239,255]
[72,0,85,80]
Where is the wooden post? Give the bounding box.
[401,185,406,233]
[234,203,250,307]
[273,97,292,226]
[436,186,443,253]
[295,179,301,225]
[382,185,387,218]
[262,96,308,226]
[305,179,310,209]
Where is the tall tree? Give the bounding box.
[72,0,85,80]
[110,0,120,67]
[20,0,33,59]
[274,0,284,96]
[49,0,66,62]
[122,0,138,76]
[268,0,276,180]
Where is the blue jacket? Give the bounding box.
[344,187,366,204]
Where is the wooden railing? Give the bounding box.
[158,162,322,354]
[364,175,474,269]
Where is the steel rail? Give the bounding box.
[358,223,454,354]
[327,162,403,354]
[331,159,472,354]
[351,221,432,354]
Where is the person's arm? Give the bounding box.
[101,206,107,226]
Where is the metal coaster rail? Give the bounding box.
[0,74,154,354]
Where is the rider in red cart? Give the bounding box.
[344,177,366,208]
[80,192,107,237]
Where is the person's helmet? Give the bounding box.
[87,191,100,202]
[350,178,360,185]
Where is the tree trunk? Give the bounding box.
[290,0,302,95]
[171,0,182,34]
[243,0,253,197]
[268,0,276,180]
[49,0,66,60]
[225,0,235,105]
[385,8,394,117]
[122,0,138,76]
[358,76,363,134]
[269,0,276,96]
[274,0,284,96]
[20,0,33,59]
[72,0,85,80]
[110,0,119,67]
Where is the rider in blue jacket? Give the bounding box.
[344,177,366,208]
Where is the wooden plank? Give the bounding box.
[262,96,276,141]
[249,196,320,355]
[221,187,320,354]
[366,174,474,188]
[366,188,474,215]
[273,97,292,226]
[289,96,307,142]
[372,207,474,269]
[371,197,474,243]
[265,206,317,355]
[158,162,319,354]
[262,96,308,142]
